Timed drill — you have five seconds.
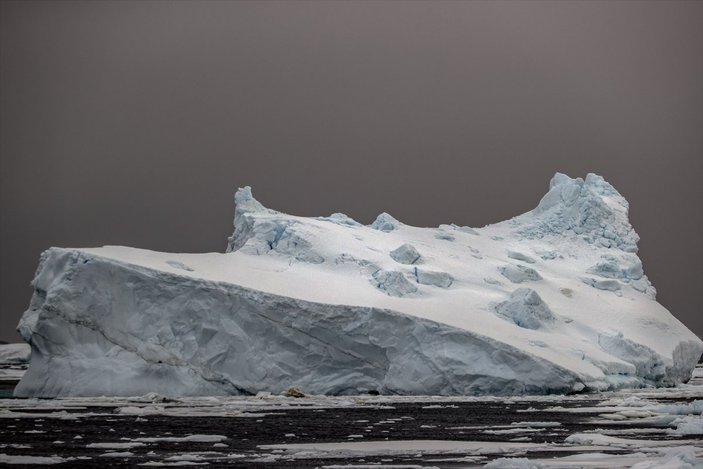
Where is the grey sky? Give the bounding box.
[1,0,701,343]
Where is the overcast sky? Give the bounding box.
[1,0,701,343]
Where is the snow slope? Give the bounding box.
[14,173,703,397]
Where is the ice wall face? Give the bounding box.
[522,173,639,252]
[15,173,703,397]
[15,249,578,397]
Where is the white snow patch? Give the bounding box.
[86,442,145,449]
[99,451,134,457]
[485,458,544,469]
[134,434,227,443]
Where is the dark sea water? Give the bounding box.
[0,383,15,400]
[1,365,702,468]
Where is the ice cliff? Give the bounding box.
[15,173,703,397]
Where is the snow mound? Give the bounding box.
[484,458,544,469]
[414,268,453,288]
[317,212,362,227]
[507,251,536,264]
[372,269,418,297]
[390,244,422,265]
[498,265,543,283]
[370,212,401,232]
[14,172,703,397]
[495,289,556,330]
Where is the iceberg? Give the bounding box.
[14,173,703,397]
[0,343,30,365]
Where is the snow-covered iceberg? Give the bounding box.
[14,173,703,397]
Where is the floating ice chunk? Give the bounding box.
[633,446,700,469]
[498,265,542,283]
[510,421,561,427]
[371,270,417,297]
[507,251,536,264]
[134,434,227,443]
[370,212,400,232]
[484,457,544,469]
[616,396,650,407]
[164,454,207,462]
[0,454,74,465]
[495,288,556,330]
[414,268,453,288]
[390,244,421,265]
[671,415,703,435]
[87,442,145,449]
[99,452,134,458]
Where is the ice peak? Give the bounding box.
[520,173,639,252]
[370,212,401,232]
[548,172,574,190]
[226,186,277,253]
[535,172,626,213]
[234,186,267,215]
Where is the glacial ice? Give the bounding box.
[507,251,536,264]
[13,172,703,397]
[0,343,30,365]
[370,212,400,232]
[498,265,543,283]
[371,269,418,297]
[495,289,556,331]
[390,243,422,265]
[413,268,453,288]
